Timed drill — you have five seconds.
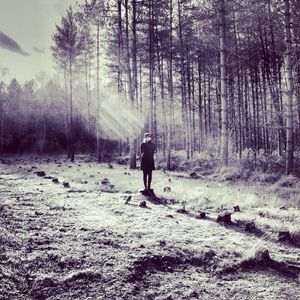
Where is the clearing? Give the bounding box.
[0,156,299,299]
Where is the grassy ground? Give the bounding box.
[154,151,300,209]
[0,154,299,299]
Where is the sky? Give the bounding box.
[0,0,85,84]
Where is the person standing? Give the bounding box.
[140,133,156,192]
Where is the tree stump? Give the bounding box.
[166,214,174,218]
[52,178,59,184]
[63,181,70,188]
[280,205,288,210]
[254,248,271,262]
[278,231,293,242]
[101,178,110,185]
[196,212,206,219]
[35,171,46,177]
[122,195,132,204]
[291,230,300,244]
[233,205,240,212]
[244,221,255,232]
[139,200,147,208]
[189,172,197,178]
[249,248,298,278]
[216,212,231,224]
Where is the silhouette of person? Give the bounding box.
[140,133,156,191]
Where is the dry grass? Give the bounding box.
[3,153,300,211]
[2,154,299,229]
[1,154,300,299]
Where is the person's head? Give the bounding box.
[144,133,152,142]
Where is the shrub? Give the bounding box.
[275,175,300,188]
[250,172,281,184]
[215,165,252,182]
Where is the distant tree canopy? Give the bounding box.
[0,0,300,174]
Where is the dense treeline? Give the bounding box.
[0,0,299,174]
[0,76,121,157]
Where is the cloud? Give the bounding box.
[33,46,45,54]
[0,31,29,56]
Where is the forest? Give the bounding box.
[1,0,300,299]
[0,0,299,174]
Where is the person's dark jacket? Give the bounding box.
[140,141,156,171]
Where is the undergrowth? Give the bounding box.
[153,150,300,187]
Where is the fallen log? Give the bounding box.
[218,248,299,278]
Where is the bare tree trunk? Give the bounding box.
[132,0,138,106]
[117,0,123,156]
[63,68,70,157]
[166,0,174,170]
[42,118,46,154]
[233,10,243,158]
[156,34,167,158]
[148,0,155,135]
[250,66,257,158]
[186,49,193,157]
[96,23,101,162]
[84,50,92,156]
[139,59,143,112]
[197,54,203,151]
[70,55,74,162]
[255,67,261,152]
[191,61,196,153]
[284,0,294,174]
[297,68,300,145]
[203,66,207,145]
[0,96,4,153]
[268,0,285,155]
[178,0,189,159]
[207,70,212,138]
[129,0,137,169]
[219,0,228,165]
[124,0,136,169]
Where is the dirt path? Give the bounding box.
[0,159,299,299]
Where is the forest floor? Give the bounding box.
[0,155,300,300]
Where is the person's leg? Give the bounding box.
[147,170,152,189]
[143,170,147,190]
